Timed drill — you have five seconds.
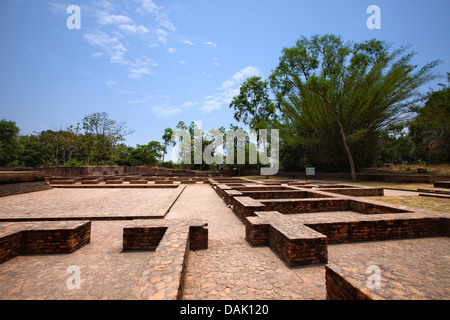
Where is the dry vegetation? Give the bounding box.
[366,196,450,213]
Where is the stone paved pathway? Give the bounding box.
[166,185,326,300]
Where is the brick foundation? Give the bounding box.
[325,265,371,300]
[434,181,450,189]
[246,209,449,267]
[0,181,52,198]
[0,221,91,264]
[124,220,208,300]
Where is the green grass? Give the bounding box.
[365,196,450,213]
[241,176,434,191]
[318,180,434,191]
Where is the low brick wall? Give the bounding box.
[306,217,447,244]
[50,179,76,184]
[0,181,52,198]
[434,181,450,189]
[0,171,46,184]
[180,180,197,184]
[124,220,208,300]
[232,196,266,221]
[223,190,243,204]
[246,211,327,266]
[259,198,343,214]
[316,187,384,197]
[129,180,148,184]
[349,200,411,214]
[245,210,449,267]
[0,171,52,198]
[155,180,173,184]
[0,221,91,264]
[105,179,124,184]
[325,265,371,300]
[123,226,167,250]
[81,179,101,184]
[240,190,327,200]
[233,196,413,218]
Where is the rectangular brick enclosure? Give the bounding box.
[0,221,91,264]
[123,219,208,300]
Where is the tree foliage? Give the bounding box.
[230,34,442,176]
[0,120,21,166]
[410,86,450,164]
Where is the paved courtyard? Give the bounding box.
[0,183,448,300]
[0,187,184,221]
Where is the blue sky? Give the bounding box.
[1,0,449,147]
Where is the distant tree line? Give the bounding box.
[0,112,166,168]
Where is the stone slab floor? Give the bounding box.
[0,188,181,220]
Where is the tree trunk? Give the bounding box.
[336,121,356,181]
[323,99,357,181]
[327,104,356,181]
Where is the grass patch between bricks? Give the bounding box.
[365,196,450,213]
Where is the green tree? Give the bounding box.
[230,76,277,130]
[270,34,439,180]
[161,127,175,164]
[0,119,21,166]
[82,112,134,165]
[410,86,450,164]
[127,141,164,166]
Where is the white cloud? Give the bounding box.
[180,39,194,46]
[84,31,128,65]
[156,13,176,32]
[199,66,262,113]
[142,0,161,14]
[203,41,218,48]
[231,66,261,83]
[180,60,186,65]
[85,31,157,79]
[167,48,177,53]
[91,52,104,59]
[181,101,199,108]
[152,105,182,118]
[105,80,118,86]
[152,100,198,118]
[128,56,157,79]
[48,2,67,14]
[141,0,175,31]
[95,0,117,12]
[154,28,168,45]
[118,24,149,35]
[213,57,220,67]
[127,99,147,104]
[97,12,134,25]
